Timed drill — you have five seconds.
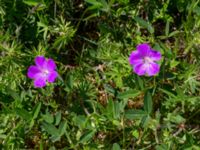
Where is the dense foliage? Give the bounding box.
[0,0,200,149]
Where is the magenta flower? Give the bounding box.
[27,56,58,88]
[129,43,161,76]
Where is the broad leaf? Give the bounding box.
[125,109,147,119]
[134,16,154,34]
[117,90,141,99]
[55,111,61,126]
[32,102,41,119]
[144,91,153,114]
[42,122,60,137]
[112,143,121,150]
[79,130,96,144]
[15,108,32,121]
[58,121,67,136]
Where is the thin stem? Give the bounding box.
[54,1,57,18]
[79,98,90,116]
[154,129,159,144]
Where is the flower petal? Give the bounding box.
[34,74,46,88]
[149,49,161,61]
[47,71,58,83]
[136,43,150,56]
[134,63,147,76]
[27,66,41,79]
[146,62,160,76]
[35,56,46,68]
[46,59,56,71]
[129,50,143,65]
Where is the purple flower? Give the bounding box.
[129,43,161,76]
[27,56,58,88]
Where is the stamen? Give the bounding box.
[143,57,152,64]
[43,69,49,75]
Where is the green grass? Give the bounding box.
[0,0,200,149]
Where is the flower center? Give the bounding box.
[143,57,152,64]
[42,69,49,76]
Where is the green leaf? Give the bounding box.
[168,114,185,124]
[132,130,139,139]
[58,121,67,136]
[112,143,121,150]
[193,6,200,15]
[15,108,32,121]
[42,122,60,137]
[29,102,42,129]
[32,102,41,119]
[144,91,153,114]
[23,0,41,6]
[125,110,147,119]
[55,111,62,126]
[135,75,144,90]
[117,90,141,99]
[156,144,169,150]
[0,134,6,139]
[85,0,103,7]
[49,146,56,150]
[159,88,176,98]
[119,98,129,110]
[100,0,110,12]
[6,88,21,101]
[168,30,180,38]
[105,100,120,120]
[141,115,151,128]
[65,74,73,92]
[106,99,115,119]
[50,135,61,142]
[113,101,120,119]
[134,16,154,34]
[165,20,170,36]
[170,60,179,68]
[79,130,96,144]
[104,84,115,95]
[42,112,54,124]
[73,115,87,129]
